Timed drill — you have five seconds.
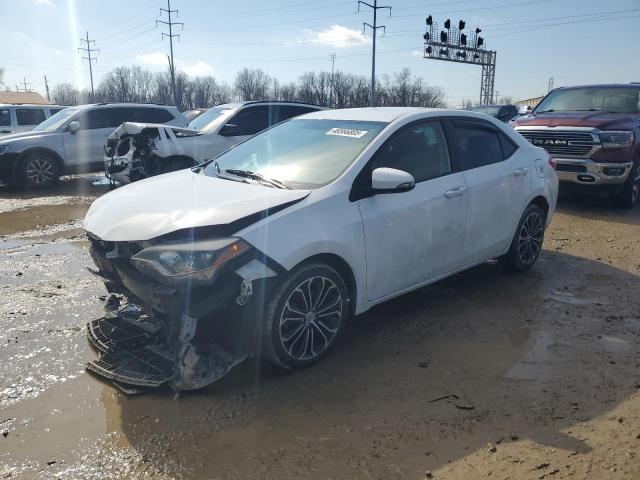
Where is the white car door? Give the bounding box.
[356,120,468,302]
[448,117,531,264]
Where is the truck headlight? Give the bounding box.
[131,237,250,281]
[599,131,634,148]
[0,145,10,154]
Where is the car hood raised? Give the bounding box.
[515,111,639,130]
[84,169,310,241]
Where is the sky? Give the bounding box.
[1,0,639,107]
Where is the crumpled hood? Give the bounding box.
[515,111,638,130]
[84,169,309,241]
[108,122,201,140]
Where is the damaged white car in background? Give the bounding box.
[104,101,322,185]
[84,107,557,393]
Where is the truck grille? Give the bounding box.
[518,130,597,157]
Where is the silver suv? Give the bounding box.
[0,104,65,137]
[0,103,186,188]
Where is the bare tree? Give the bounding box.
[234,68,271,101]
[51,83,80,105]
[461,98,474,110]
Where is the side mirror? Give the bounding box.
[371,167,415,194]
[518,106,531,115]
[219,123,242,137]
[67,121,80,133]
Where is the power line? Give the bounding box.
[78,31,99,102]
[157,0,183,107]
[358,0,391,107]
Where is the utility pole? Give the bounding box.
[157,0,184,108]
[329,53,336,108]
[19,77,32,92]
[44,75,50,102]
[358,0,391,107]
[78,31,99,102]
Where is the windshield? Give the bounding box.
[535,87,640,114]
[471,106,501,117]
[186,106,236,132]
[205,119,386,189]
[32,108,77,132]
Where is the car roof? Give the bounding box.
[0,103,63,108]
[69,103,179,110]
[298,107,452,122]
[555,84,640,90]
[214,101,324,110]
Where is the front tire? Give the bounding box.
[611,159,640,209]
[261,262,349,370]
[18,152,61,189]
[501,204,545,272]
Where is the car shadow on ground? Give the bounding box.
[99,249,640,479]
[0,173,108,199]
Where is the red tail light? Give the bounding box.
[548,156,557,170]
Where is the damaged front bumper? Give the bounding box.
[85,234,280,392]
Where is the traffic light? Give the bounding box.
[460,33,467,45]
[477,36,484,47]
[444,19,451,29]
[426,15,433,26]
[426,46,432,54]
[440,31,447,43]
[476,27,481,34]
[423,32,430,41]
[458,20,465,30]
[439,48,448,56]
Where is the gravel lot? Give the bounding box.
[0,176,639,479]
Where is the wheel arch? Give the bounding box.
[15,147,65,178]
[529,195,550,221]
[292,253,358,317]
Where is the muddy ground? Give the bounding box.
[0,176,639,480]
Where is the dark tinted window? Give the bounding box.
[77,108,124,130]
[498,131,518,158]
[128,107,174,124]
[49,108,64,115]
[230,106,276,135]
[0,109,10,127]
[16,108,46,126]
[371,121,451,183]
[452,119,505,170]
[277,105,317,123]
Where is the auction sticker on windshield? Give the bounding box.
[326,127,369,138]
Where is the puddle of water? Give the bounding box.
[506,331,555,380]
[0,239,28,249]
[0,204,90,236]
[31,240,87,256]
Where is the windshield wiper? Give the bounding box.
[536,109,555,113]
[224,169,291,189]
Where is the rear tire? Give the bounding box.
[501,204,545,272]
[611,159,640,209]
[17,152,61,189]
[261,262,349,370]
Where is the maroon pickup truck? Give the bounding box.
[514,84,640,208]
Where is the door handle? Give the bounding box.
[513,167,529,177]
[443,186,467,198]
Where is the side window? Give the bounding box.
[277,106,316,123]
[48,108,63,116]
[16,108,46,126]
[451,119,505,170]
[141,108,174,123]
[371,121,451,183]
[498,131,518,159]
[0,109,11,127]
[229,106,275,135]
[84,108,128,130]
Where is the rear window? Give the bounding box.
[134,107,174,124]
[16,108,46,126]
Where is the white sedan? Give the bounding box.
[83,107,558,391]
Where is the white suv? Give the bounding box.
[84,107,559,391]
[0,104,65,137]
[0,103,186,188]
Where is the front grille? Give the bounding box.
[518,130,597,157]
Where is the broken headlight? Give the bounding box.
[131,238,250,282]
